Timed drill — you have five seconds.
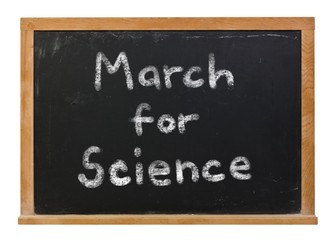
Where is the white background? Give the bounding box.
[0,0,332,239]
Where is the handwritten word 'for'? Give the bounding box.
[130,103,199,136]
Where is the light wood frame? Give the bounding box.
[20,17,316,224]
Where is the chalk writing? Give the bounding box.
[79,50,250,188]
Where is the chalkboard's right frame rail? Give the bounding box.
[20,17,316,225]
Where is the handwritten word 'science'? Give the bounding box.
[78,146,252,188]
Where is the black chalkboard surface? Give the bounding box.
[34,30,301,214]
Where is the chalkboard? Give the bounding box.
[20,18,316,224]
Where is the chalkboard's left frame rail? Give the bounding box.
[20,17,316,225]
[21,28,34,217]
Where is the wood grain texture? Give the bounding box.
[301,30,315,215]
[21,30,34,215]
[18,214,317,225]
[19,18,316,224]
[20,17,314,31]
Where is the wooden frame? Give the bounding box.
[19,17,316,224]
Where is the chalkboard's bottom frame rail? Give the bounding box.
[18,214,317,224]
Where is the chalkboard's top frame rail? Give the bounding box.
[20,17,314,31]
[18,214,317,224]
